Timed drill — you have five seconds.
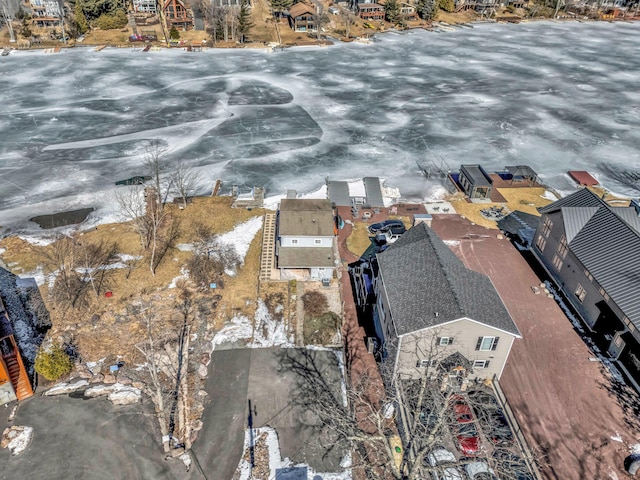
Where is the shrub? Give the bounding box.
[301,290,328,317]
[35,345,73,381]
[95,10,128,30]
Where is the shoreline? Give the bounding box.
[2,17,638,53]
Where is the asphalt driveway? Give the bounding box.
[0,394,193,480]
[193,347,345,480]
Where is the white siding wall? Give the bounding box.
[280,236,333,247]
[395,318,515,381]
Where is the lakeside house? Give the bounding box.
[288,2,317,32]
[162,0,195,31]
[351,223,521,385]
[531,188,640,389]
[133,0,158,14]
[29,0,62,28]
[276,199,336,281]
[356,3,385,20]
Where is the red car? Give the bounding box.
[449,395,481,456]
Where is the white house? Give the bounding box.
[276,199,336,281]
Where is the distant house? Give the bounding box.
[276,199,336,281]
[162,0,194,31]
[133,0,158,14]
[455,164,493,200]
[29,0,62,28]
[531,188,640,388]
[288,2,316,32]
[352,223,521,384]
[356,3,385,20]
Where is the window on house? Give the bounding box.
[473,360,490,368]
[476,336,499,351]
[557,234,569,258]
[599,287,609,302]
[623,317,635,332]
[552,254,563,270]
[584,269,593,282]
[575,284,587,303]
[614,334,624,347]
[542,216,553,238]
[418,359,437,368]
[535,235,546,252]
[314,239,322,245]
[438,337,454,346]
[291,239,299,245]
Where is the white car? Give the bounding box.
[426,449,465,480]
[466,460,500,480]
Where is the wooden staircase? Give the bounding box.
[3,351,33,400]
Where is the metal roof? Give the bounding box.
[460,165,492,187]
[505,165,537,178]
[363,177,385,207]
[542,189,640,328]
[562,207,598,243]
[327,181,351,207]
[568,171,599,186]
[376,223,520,337]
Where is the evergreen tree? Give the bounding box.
[384,0,401,24]
[236,0,254,44]
[75,0,89,34]
[170,26,180,40]
[19,18,32,39]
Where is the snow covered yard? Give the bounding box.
[233,427,352,480]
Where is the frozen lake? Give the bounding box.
[0,21,639,233]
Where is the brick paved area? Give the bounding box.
[430,214,638,480]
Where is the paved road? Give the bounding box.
[0,394,193,480]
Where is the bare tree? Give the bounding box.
[186,222,240,289]
[341,7,356,38]
[130,290,198,454]
[40,233,118,311]
[281,331,542,480]
[171,160,202,209]
[116,186,151,250]
[144,139,172,209]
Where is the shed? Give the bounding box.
[568,171,599,187]
[458,165,493,199]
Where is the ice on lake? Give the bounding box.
[0,21,639,233]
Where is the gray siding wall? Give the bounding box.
[373,273,394,343]
[395,319,515,381]
[280,236,333,248]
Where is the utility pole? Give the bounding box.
[1,4,16,43]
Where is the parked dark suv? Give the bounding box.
[367,219,406,235]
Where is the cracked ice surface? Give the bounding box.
[1,22,640,235]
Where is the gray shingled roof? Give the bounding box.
[278,247,334,268]
[376,223,521,337]
[540,189,640,328]
[278,199,335,237]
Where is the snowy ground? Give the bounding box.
[234,426,352,480]
[211,300,293,349]
[1,22,640,236]
[1,426,33,456]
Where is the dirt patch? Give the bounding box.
[304,312,340,345]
